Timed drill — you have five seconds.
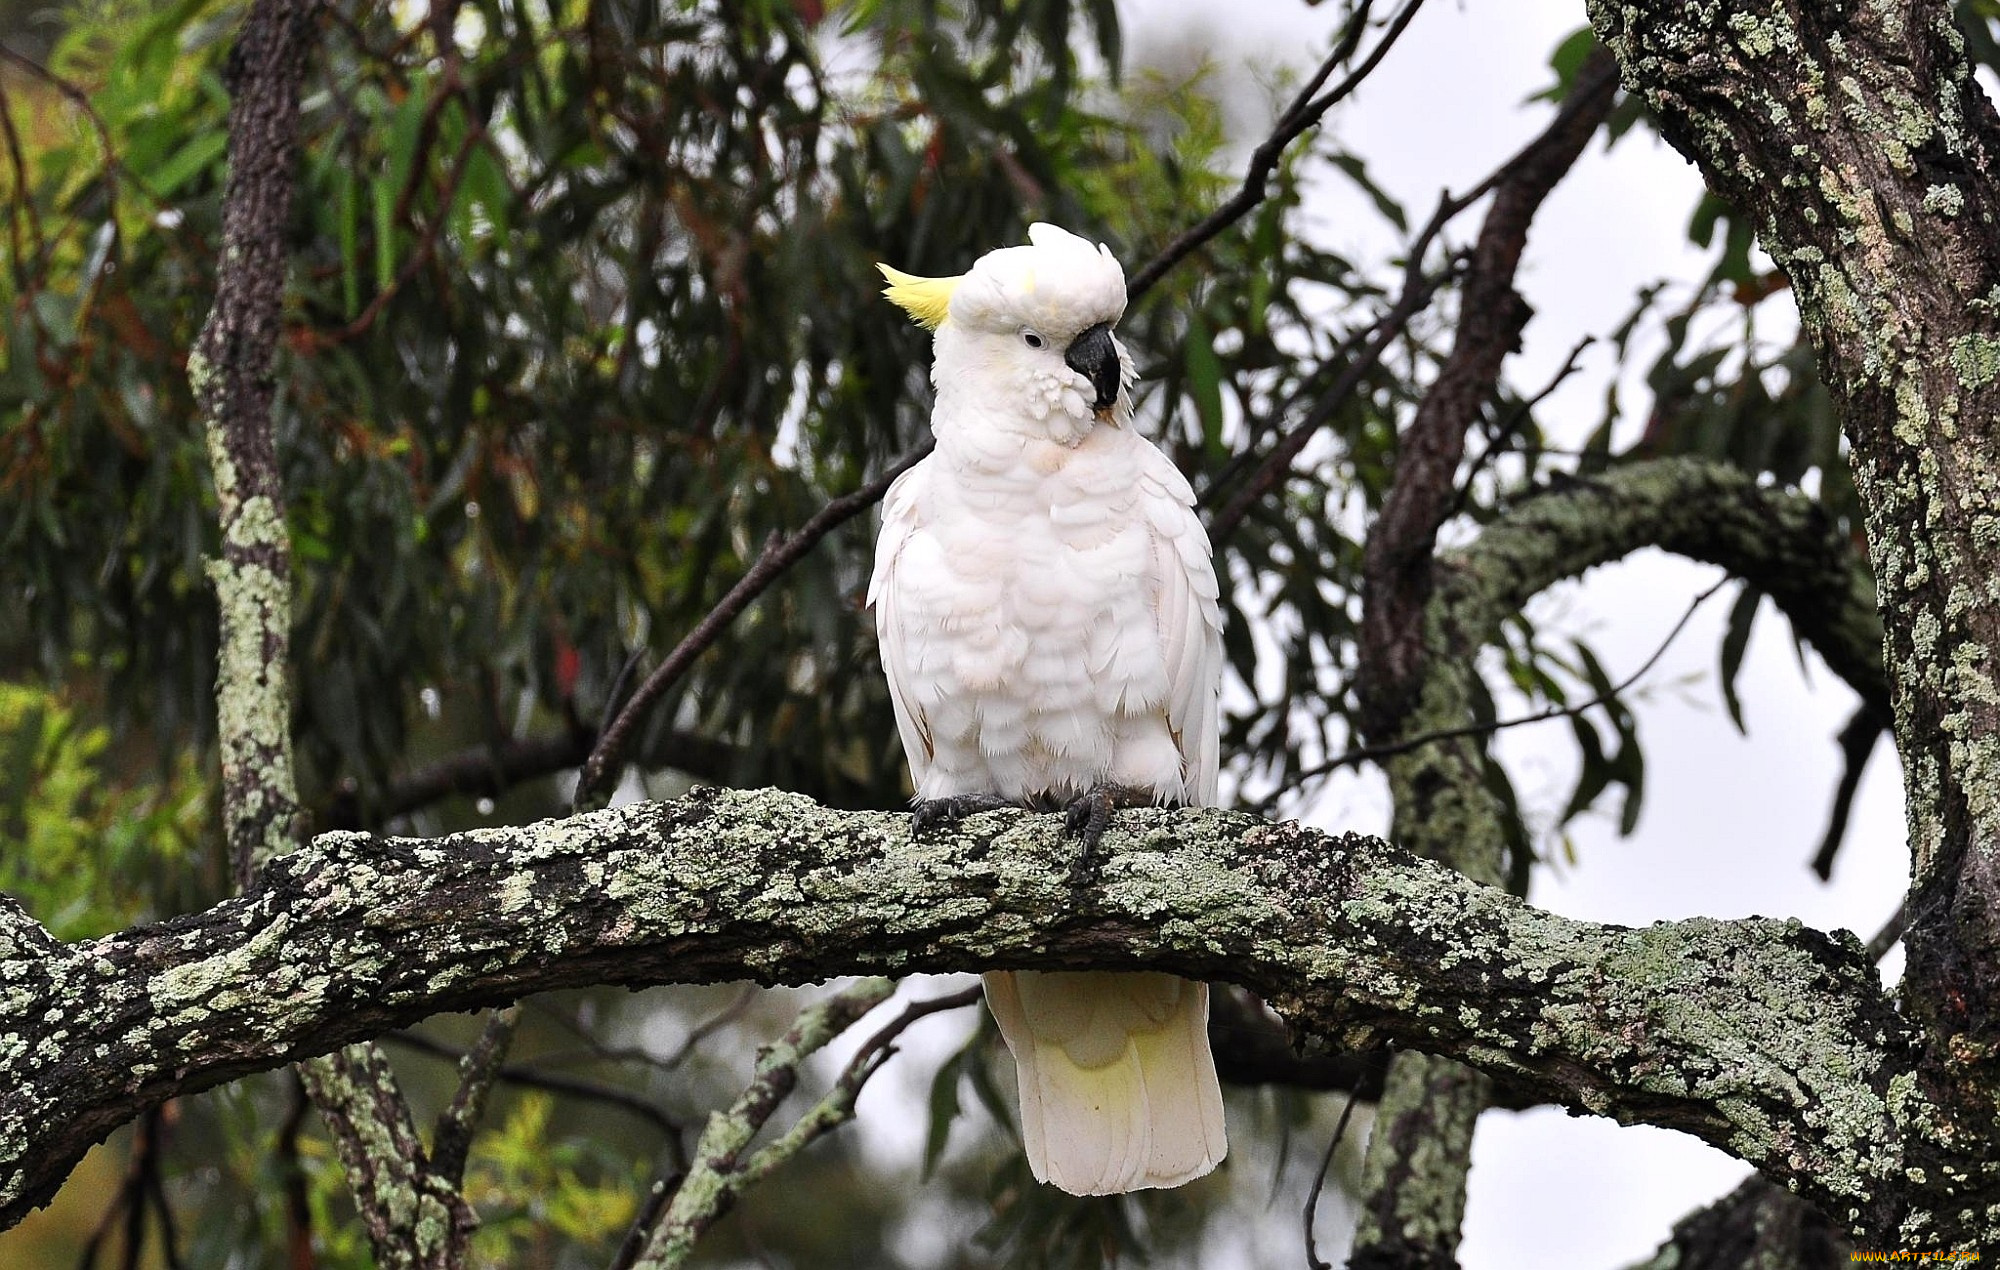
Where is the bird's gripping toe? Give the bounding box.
[910,793,1018,838]
[1062,782,1144,878]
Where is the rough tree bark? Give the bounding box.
[1588,0,2000,1248]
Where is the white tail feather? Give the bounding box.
[983,969,1227,1195]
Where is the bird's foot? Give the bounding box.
[1062,782,1144,880]
[911,793,1018,838]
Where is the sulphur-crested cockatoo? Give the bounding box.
[868,223,1226,1195]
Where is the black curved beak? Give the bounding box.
[1064,321,1121,411]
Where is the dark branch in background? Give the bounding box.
[573,440,934,809]
[427,1005,519,1186]
[1811,702,1890,880]
[1204,252,1454,542]
[317,124,489,348]
[1260,577,1727,814]
[382,1030,688,1159]
[0,69,42,291]
[1358,45,1620,734]
[76,1107,175,1270]
[1125,0,1427,302]
[275,1077,313,1270]
[1628,1176,1852,1270]
[1303,1049,1381,1270]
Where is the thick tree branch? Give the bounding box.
[193,4,496,1263]
[193,0,318,890]
[0,784,1974,1243]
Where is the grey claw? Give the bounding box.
[910,794,1015,838]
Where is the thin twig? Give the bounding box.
[318,123,486,347]
[1263,577,1728,813]
[1303,1066,1372,1270]
[662,986,761,1069]
[1446,333,1596,522]
[1126,0,1427,301]
[1866,902,1907,963]
[0,72,41,291]
[575,441,934,809]
[1205,240,1457,541]
[381,1030,689,1153]
[522,984,756,1074]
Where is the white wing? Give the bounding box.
[868,459,936,793]
[1136,444,1223,806]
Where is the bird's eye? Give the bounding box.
[1021,328,1046,349]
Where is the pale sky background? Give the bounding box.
[816,4,1911,1269]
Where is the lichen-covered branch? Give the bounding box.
[193,3,493,1264]
[1586,0,2000,1152]
[1625,1176,1851,1270]
[624,979,894,1269]
[1444,458,1884,712]
[0,784,1981,1243]
[193,0,318,889]
[297,1045,476,1269]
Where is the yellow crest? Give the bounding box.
[877,263,960,329]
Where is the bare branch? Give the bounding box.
[574,440,933,809]
[1126,0,1427,302]
[1264,576,1727,811]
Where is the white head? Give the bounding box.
[879,223,1133,447]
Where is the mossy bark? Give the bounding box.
[0,784,1953,1239]
[1588,0,2000,1246]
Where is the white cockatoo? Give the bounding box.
[867,223,1227,1195]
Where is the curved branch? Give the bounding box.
[1440,458,1885,712]
[0,786,1966,1242]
